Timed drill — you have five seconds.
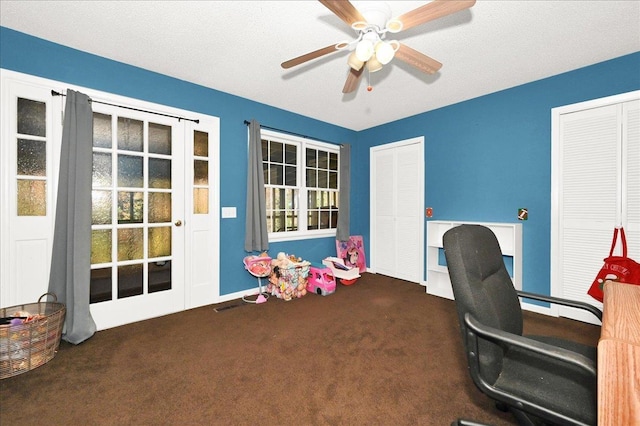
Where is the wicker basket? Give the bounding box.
[0,293,66,379]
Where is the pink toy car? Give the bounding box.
[306,266,336,296]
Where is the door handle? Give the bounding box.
[174,220,183,227]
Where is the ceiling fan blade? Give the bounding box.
[281,44,339,69]
[394,43,442,74]
[342,67,364,93]
[319,0,366,26]
[394,0,476,32]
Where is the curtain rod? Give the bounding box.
[52,90,200,123]
[244,120,340,146]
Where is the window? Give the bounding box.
[261,129,339,241]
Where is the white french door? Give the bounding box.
[88,105,186,329]
[1,70,220,330]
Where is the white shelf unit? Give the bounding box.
[426,221,523,300]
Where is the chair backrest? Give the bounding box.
[443,224,523,383]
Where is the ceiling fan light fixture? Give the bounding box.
[366,55,383,73]
[375,40,398,65]
[283,0,476,93]
[347,51,365,71]
[355,38,375,62]
[385,19,403,33]
[351,21,369,32]
[359,1,392,29]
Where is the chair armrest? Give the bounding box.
[517,290,602,322]
[463,313,596,425]
[464,313,597,377]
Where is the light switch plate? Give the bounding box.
[221,207,237,218]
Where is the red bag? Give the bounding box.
[588,227,640,302]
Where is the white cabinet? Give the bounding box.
[426,220,522,299]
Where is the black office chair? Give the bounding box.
[442,224,602,426]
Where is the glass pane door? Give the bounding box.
[89,107,184,329]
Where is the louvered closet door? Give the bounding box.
[370,138,424,283]
[557,99,640,323]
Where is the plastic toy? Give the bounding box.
[322,256,360,285]
[242,254,272,303]
[306,265,336,296]
[336,236,366,273]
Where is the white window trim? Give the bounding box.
[260,129,339,243]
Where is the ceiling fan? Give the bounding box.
[281,0,476,94]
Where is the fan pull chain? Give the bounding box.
[367,66,373,92]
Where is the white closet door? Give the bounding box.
[559,104,619,310]
[370,138,424,283]
[372,149,396,276]
[554,95,640,323]
[394,142,423,282]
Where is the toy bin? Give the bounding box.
[0,293,66,379]
[267,262,311,301]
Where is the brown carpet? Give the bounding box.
[0,273,600,425]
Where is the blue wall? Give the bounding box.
[358,52,640,295]
[0,27,356,295]
[2,26,639,297]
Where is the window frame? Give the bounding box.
[260,129,339,242]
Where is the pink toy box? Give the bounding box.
[306,265,336,296]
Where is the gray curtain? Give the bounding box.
[48,89,97,345]
[336,143,351,241]
[244,119,269,252]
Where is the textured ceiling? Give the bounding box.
[1,0,639,131]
